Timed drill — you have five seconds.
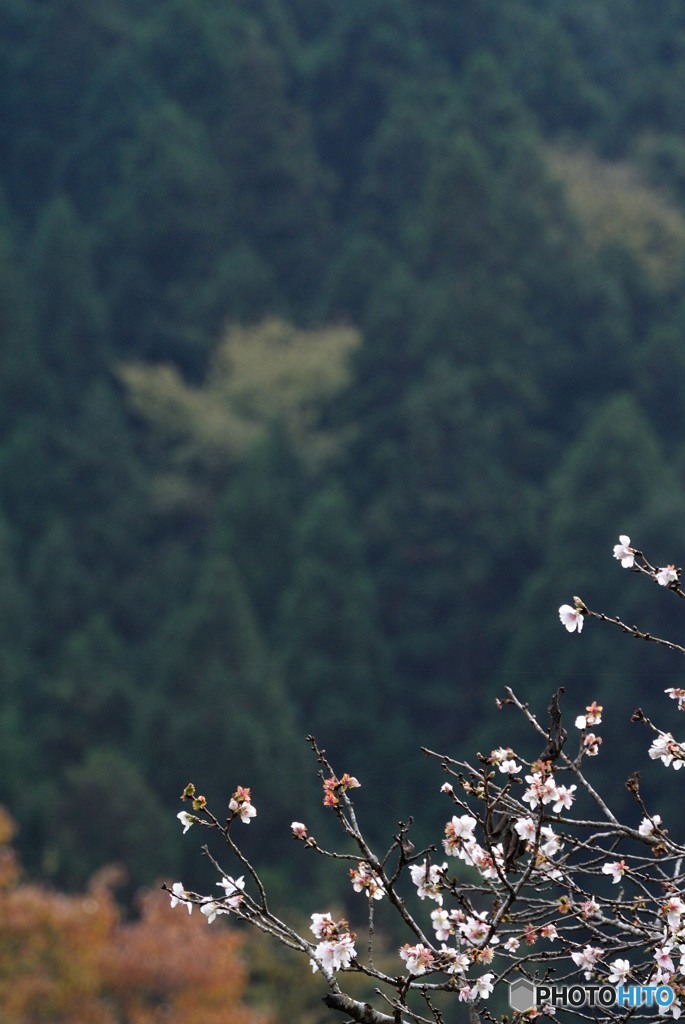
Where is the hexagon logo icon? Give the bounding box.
[509,978,536,1013]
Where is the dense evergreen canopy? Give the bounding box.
[1,0,685,893]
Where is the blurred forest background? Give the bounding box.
[3,0,685,1010]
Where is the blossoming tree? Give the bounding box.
[169,537,685,1022]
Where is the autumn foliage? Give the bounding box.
[0,808,270,1024]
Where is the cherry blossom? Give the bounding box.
[229,786,257,823]
[430,908,453,941]
[552,783,577,812]
[571,944,603,979]
[583,732,602,756]
[177,811,195,834]
[169,881,192,914]
[665,688,685,711]
[575,701,603,729]
[470,973,495,999]
[291,821,308,838]
[309,914,357,975]
[539,825,563,858]
[662,897,685,929]
[350,861,384,900]
[649,733,685,769]
[540,923,558,941]
[522,771,558,809]
[201,899,229,923]
[579,899,600,920]
[322,772,360,808]
[654,945,675,973]
[443,814,477,855]
[657,565,679,587]
[439,946,470,973]
[559,603,584,633]
[514,816,536,843]
[613,535,635,568]
[638,813,662,836]
[409,860,447,903]
[216,875,245,910]
[607,958,631,984]
[399,943,435,976]
[601,859,627,884]
[310,912,337,940]
[459,911,491,946]
[313,934,357,975]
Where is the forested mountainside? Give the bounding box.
[2,0,685,894]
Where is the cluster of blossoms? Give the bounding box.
[561,535,682,640]
[322,772,360,807]
[521,764,577,814]
[399,940,495,999]
[310,913,357,976]
[574,701,603,756]
[649,733,685,770]
[575,701,603,729]
[349,861,384,900]
[409,859,448,902]
[229,785,257,823]
[168,874,245,923]
[440,815,505,880]
[170,587,685,1024]
[613,533,680,587]
[399,942,435,976]
[489,746,522,774]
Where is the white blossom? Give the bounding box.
[177,811,195,834]
[169,881,192,914]
[607,958,631,984]
[657,565,679,587]
[639,813,662,836]
[613,535,635,568]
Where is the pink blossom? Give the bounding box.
[559,604,584,633]
[350,861,384,901]
[229,786,256,823]
[459,911,491,946]
[571,944,603,979]
[291,821,307,838]
[552,784,577,813]
[399,943,435,976]
[654,945,675,973]
[310,912,337,940]
[662,897,685,929]
[514,816,536,843]
[583,733,602,756]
